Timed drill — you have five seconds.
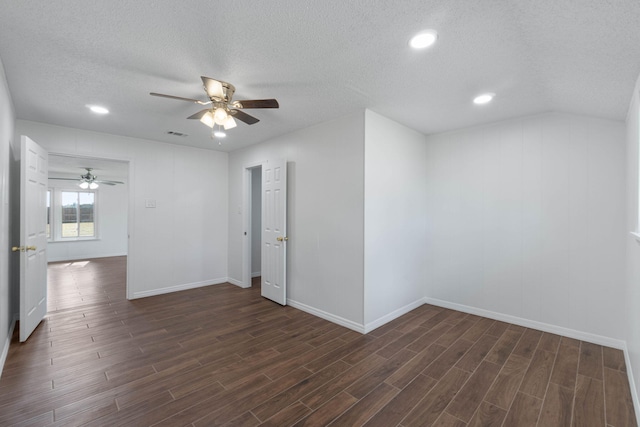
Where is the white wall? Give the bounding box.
[228,113,365,329]
[16,120,228,299]
[625,75,640,416]
[0,56,15,375]
[424,112,627,344]
[46,176,128,262]
[363,110,428,328]
[251,167,261,276]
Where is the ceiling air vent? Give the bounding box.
[167,131,188,137]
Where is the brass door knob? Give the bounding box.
[276,236,289,242]
[11,246,36,252]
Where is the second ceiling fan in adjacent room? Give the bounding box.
[49,168,124,189]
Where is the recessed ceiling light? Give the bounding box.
[409,30,438,49]
[213,131,226,138]
[473,93,495,105]
[87,105,109,114]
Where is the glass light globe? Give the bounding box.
[223,116,237,130]
[200,111,215,128]
[213,108,228,125]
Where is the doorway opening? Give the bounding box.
[47,154,131,309]
[247,165,262,288]
[241,158,287,305]
[47,256,127,312]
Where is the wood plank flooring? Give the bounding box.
[0,256,636,426]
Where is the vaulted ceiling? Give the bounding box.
[1,1,639,152]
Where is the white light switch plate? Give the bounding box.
[145,199,156,208]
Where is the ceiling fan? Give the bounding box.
[49,168,124,189]
[150,76,279,131]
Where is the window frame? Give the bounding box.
[48,186,99,242]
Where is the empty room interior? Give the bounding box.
[1,1,640,426]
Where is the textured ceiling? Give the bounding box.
[1,1,639,152]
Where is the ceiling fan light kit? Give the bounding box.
[223,116,237,130]
[213,107,228,124]
[199,111,215,128]
[79,182,99,189]
[150,76,279,141]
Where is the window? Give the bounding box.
[61,191,95,238]
[48,188,98,241]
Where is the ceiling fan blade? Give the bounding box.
[201,77,225,100]
[94,180,122,185]
[187,109,210,120]
[150,92,210,105]
[231,109,260,125]
[233,99,279,109]
[48,177,80,181]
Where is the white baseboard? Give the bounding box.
[47,253,128,263]
[364,298,425,334]
[0,315,17,379]
[425,298,627,350]
[131,277,229,299]
[228,277,250,289]
[287,298,365,333]
[251,271,261,278]
[623,345,640,426]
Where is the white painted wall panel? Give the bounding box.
[539,115,571,328]
[455,131,486,308]
[363,110,427,327]
[625,74,640,417]
[482,123,524,316]
[520,118,544,322]
[425,112,626,341]
[228,113,365,327]
[15,120,228,298]
[566,118,590,332]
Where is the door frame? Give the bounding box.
[241,160,266,288]
[48,152,134,299]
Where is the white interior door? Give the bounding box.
[18,135,48,342]
[261,159,287,305]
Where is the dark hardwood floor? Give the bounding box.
[0,256,636,426]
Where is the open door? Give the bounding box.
[261,159,287,305]
[15,136,48,342]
